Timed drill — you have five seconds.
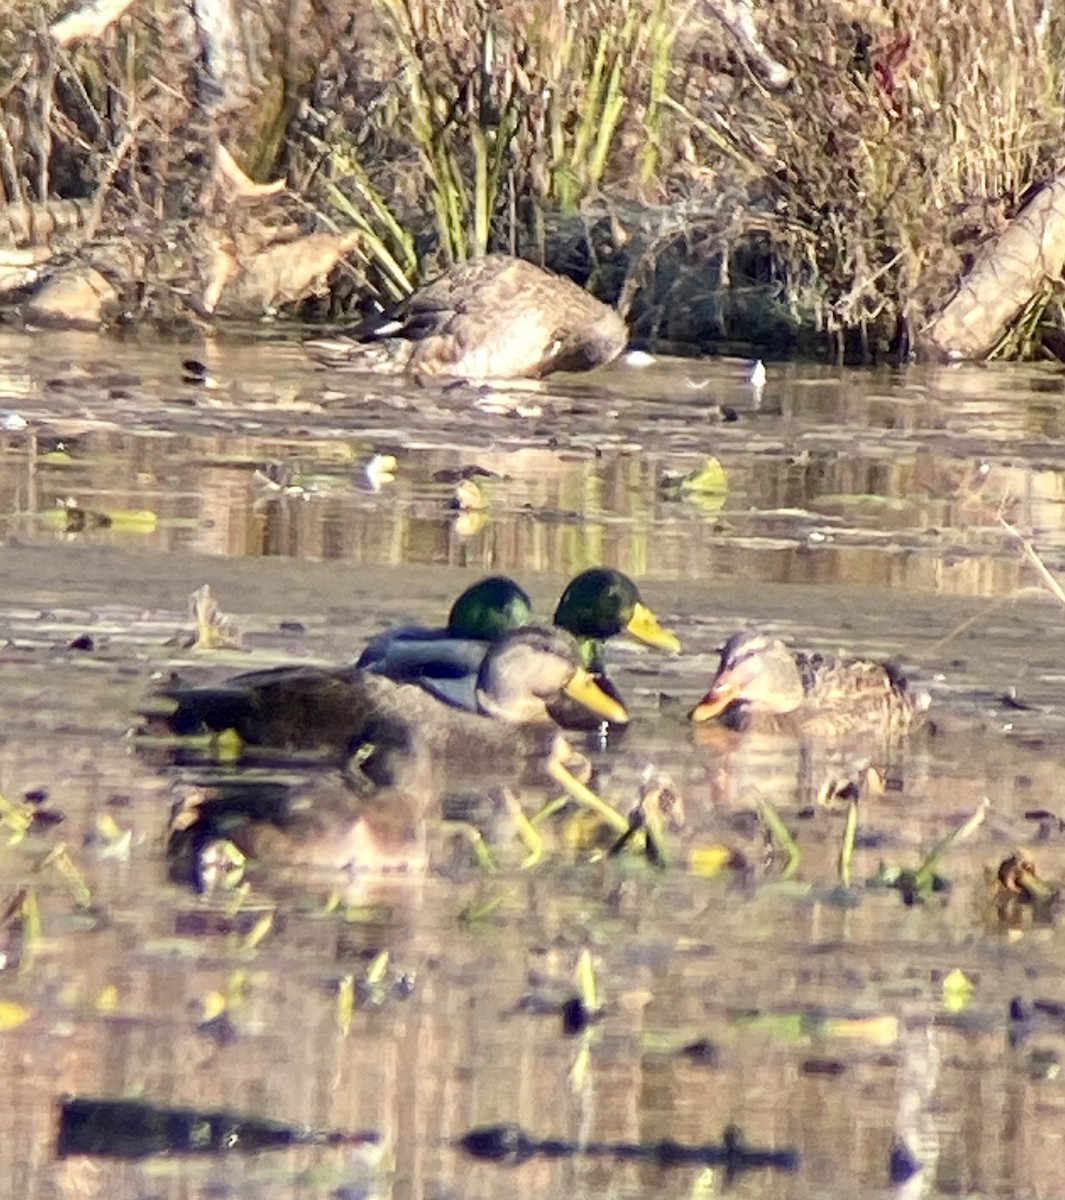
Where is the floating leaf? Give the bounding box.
[822,1014,899,1045]
[690,844,740,877]
[0,1000,31,1030]
[942,968,974,1013]
[214,729,244,763]
[102,509,158,532]
[95,986,118,1013]
[38,844,93,909]
[337,974,355,1035]
[366,950,390,987]
[680,457,728,495]
[241,912,274,952]
[0,793,33,845]
[189,585,242,651]
[364,454,397,491]
[575,948,598,1013]
[202,990,227,1022]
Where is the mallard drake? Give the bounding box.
[553,567,681,667]
[302,255,628,380]
[689,631,929,738]
[549,567,680,731]
[356,575,532,706]
[150,625,626,764]
[359,568,679,727]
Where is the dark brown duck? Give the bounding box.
[149,625,626,771]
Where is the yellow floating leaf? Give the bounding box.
[215,729,244,763]
[569,1040,591,1091]
[823,1014,899,1045]
[0,1000,31,1030]
[365,950,389,986]
[105,509,158,533]
[942,968,974,1013]
[690,843,738,877]
[202,990,227,1022]
[337,974,355,1036]
[242,911,274,951]
[680,457,728,495]
[95,985,118,1013]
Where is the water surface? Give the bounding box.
[1,329,1065,1198]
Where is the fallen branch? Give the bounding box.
[1000,516,1065,610]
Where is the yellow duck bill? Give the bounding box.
[564,668,629,725]
[626,602,682,653]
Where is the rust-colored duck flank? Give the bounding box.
[303,254,628,380]
[689,630,930,738]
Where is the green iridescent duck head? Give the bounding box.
[552,568,681,665]
[446,575,533,642]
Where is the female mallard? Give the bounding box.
[689,631,929,738]
[303,255,628,380]
[358,568,680,727]
[151,625,626,763]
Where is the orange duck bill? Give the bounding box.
[688,681,741,723]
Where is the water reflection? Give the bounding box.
[0,331,1064,1198]
[0,409,1061,599]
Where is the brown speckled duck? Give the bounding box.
[689,631,929,739]
[303,254,628,380]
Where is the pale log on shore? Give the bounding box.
[50,0,138,45]
[919,173,1065,360]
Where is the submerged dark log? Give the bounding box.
[56,1096,380,1159]
[456,1122,799,1173]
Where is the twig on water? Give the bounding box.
[999,516,1065,610]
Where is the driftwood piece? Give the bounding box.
[213,231,361,316]
[919,173,1065,360]
[23,266,117,327]
[50,0,138,45]
[0,199,97,249]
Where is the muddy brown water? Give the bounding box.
[2,328,1065,1197]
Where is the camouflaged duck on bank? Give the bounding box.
[689,631,930,738]
[303,255,628,380]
